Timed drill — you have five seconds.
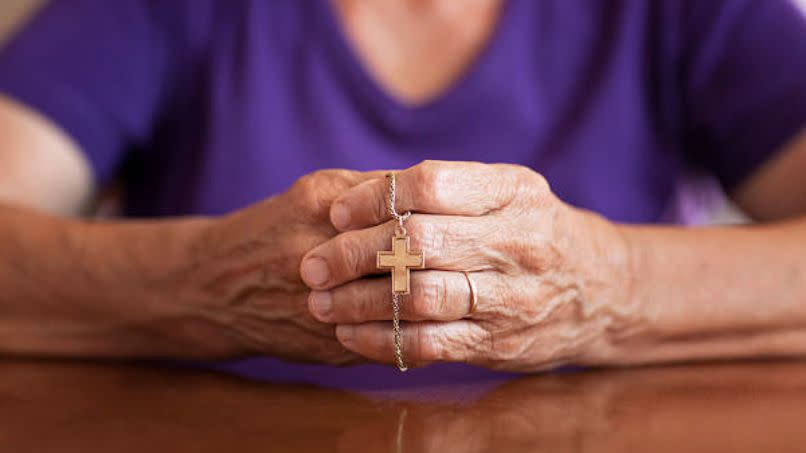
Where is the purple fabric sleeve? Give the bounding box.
[0,0,172,185]
[682,0,806,190]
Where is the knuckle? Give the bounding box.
[290,173,316,195]
[485,329,533,364]
[501,164,550,196]
[291,170,354,213]
[413,161,447,207]
[531,171,551,193]
[290,173,324,208]
[412,324,440,362]
[374,185,389,222]
[490,336,524,361]
[311,168,348,183]
[439,325,475,363]
[328,169,361,190]
[522,168,551,195]
[416,160,441,181]
[406,216,444,254]
[512,168,553,209]
[335,235,364,277]
[411,274,450,320]
[299,169,335,188]
[356,288,380,321]
[337,285,364,320]
[406,216,426,240]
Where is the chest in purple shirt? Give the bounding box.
[128,0,682,222]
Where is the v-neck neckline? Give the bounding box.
[319,0,516,117]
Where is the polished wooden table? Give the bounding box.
[1,359,805,452]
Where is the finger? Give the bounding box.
[285,169,391,221]
[308,270,492,323]
[300,215,498,290]
[335,321,489,366]
[330,160,536,231]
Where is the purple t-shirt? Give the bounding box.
[1,0,806,389]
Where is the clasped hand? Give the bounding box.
[185,160,633,369]
[297,161,635,371]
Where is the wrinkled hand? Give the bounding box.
[174,169,383,363]
[300,161,635,371]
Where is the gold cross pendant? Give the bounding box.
[377,230,425,295]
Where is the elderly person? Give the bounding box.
[0,0,805,388]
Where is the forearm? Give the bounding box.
[0,202,210,358]
[605,218,806,364]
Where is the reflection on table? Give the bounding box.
[0,359,804,452]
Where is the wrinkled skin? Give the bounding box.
[301,161,636,371]
[172,169,384,363]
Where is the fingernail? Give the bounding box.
[309,291,333,318]
[330,202,351,230]
[336,325,354,345]
[301,257,330,287]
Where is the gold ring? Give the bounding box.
[463,271,478,316]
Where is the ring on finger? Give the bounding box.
[462,271,478,317]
